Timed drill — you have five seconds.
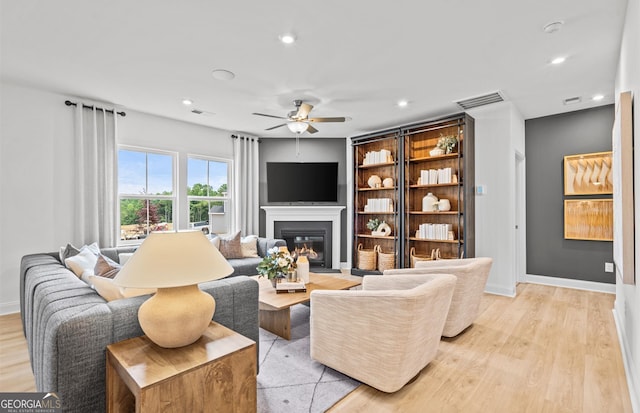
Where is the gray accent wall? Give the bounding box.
[258,138,348,262]
[525,105,614,283]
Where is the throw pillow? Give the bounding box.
[94,254,121,279]
[217,231,243,259]
[241,235,259,258]
[59,242,100,267]
[89,275,155,302]
[118,252,134,265]
[65,248,99,277]
[209,236,221,250]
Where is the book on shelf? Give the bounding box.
[276,281,307,293]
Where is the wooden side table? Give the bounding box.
[106,321,256,413]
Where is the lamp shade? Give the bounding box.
[287,121,308,134]
[114,231,233,288]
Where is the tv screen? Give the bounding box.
[267,162,338,202]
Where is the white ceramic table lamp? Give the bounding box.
[113,231,233,348]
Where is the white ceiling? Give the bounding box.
[0,0,628,138]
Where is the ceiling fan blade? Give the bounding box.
[308,117,347,123]
[296,103,313,119]
[253,112,289,120]
[265,123,288,131]
[306,124,319,134]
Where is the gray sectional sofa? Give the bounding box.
[19,237,284,413]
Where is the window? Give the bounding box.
[188,157,231,235]
[118,148,175,241]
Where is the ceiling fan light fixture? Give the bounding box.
[287,121,308,134]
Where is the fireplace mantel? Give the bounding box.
[262,206,345,269]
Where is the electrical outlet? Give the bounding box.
[605,262,614,273]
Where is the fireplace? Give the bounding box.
[262,206,345,270]
[274,221,332,268]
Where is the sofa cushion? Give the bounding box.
[218,231,243,259]
[65,248,99,277]
[241,235,259,258]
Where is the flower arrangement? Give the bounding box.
[436,134,458,154]
[366,218,382,231]
[256,246,295,280]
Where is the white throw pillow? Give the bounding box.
[241,235,259,258]
[209,236,221,250]
[65,248,99,277]
[118,253,134,265]
[88,275,156,302]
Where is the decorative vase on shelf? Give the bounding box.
[429,147,445,157]
[368,175,382,188]
[437,198,451,211]
[382,177,394,188]
[422,193,439,212]
[372,222,392,237]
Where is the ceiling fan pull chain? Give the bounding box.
[296,135,300,157]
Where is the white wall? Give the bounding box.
[0,81,233,314]
[613,0,640,409]
[468,102,525,297]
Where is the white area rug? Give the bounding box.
[258,304,360,412]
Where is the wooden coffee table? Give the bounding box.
[255,272,361,340]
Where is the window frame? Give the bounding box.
[187,154,233,235]
[117,145,177,245]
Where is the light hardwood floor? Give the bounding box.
[0,283,632,412]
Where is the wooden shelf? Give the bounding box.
[409,183,460,189]
[409,238,462,244]
[358,162,395,169]
[356,234,396,239]
[409,211,461,215]
[410,153,460,162]
[357,211,396,214]
[358,186,396,192]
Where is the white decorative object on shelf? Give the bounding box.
[382,177,394,188]
[416,223,453,240]
[422,193,439,212]
[430,147,445,157]
[364,198,393,212]
[363,149,393,165]
[368,175,382,188]
[372,222,392,237]
[437,199,451,211]
[419,168,453,185]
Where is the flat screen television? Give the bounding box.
[267,162,338,202]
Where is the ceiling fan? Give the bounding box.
[252,99,348,134]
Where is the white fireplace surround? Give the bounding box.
[262,206,345,269]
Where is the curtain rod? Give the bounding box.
[231,134,261,143]
[65,100,126,117]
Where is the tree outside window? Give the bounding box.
[188,157,231,235]
[118,149,175,241]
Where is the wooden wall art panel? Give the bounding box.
[563,151,613,195]
[564,199,613,241]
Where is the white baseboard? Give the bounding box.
[340,262,350,271]
[0,301,20,315]
[525,274,615,294]
[613,305,639,413]
[484,283,516,297]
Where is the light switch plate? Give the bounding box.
[605,262,614,273]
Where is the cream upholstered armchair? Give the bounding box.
[385,257,492,337]
[310,273,456,393]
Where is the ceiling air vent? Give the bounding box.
[191,109,215,116]
[455,91,504,110]
[563,96,582,105]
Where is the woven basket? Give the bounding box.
[357,244,379,271]
[377,248,396,272]
[410,247,438,268]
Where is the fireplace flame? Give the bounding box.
[292,243,318,259]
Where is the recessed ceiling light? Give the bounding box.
[397,99,409,108]
[551,57,566,65]
[592,94,605,101]
[279,33,296,44]
[211,69,235,81]
[182,99,193,106]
